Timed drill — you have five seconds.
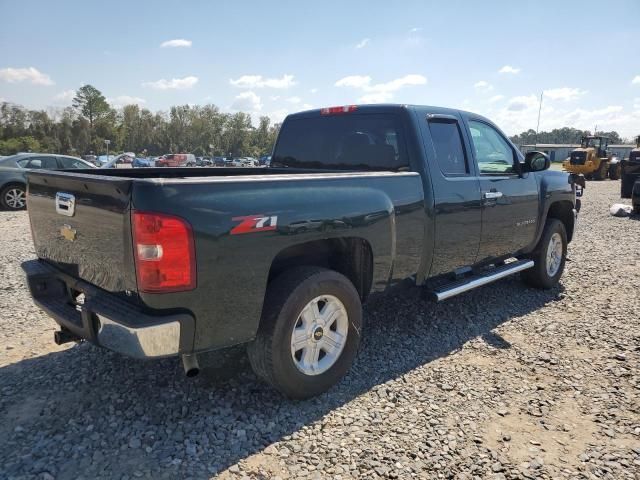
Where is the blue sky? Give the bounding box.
[1,0,639,137]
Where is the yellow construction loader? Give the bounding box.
[563,136,621,180]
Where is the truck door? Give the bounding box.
[419,112,482,276]
[464,119,539,261]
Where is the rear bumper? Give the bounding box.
[22,259,194,359]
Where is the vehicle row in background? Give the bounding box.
[620,135,640,214]
[0,153,95,210]
[563,136,621,180]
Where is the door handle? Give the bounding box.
[483,191,503,199]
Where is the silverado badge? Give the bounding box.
[60,224,77,241]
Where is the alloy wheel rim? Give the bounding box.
[290,295,348,376]
[5,188,26,209]
[546,232,563,277]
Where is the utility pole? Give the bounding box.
[105,139,111,162]
[535,91,544,147]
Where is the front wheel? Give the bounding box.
[247,266,362,399]
[521,219,567,289]
[1,183,27,210]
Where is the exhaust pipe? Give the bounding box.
[54,329,81,345]
[181,354,200,377]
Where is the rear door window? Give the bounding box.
[26,157,58,169]
[427,118,468,175]
[272,114,409,170]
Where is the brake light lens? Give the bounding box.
[320,105,357,115]
[132,211,196,293]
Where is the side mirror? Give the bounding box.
[524,151,550,172]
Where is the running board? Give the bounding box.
[429,259,534,302]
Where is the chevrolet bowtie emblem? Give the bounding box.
[60,224,77,241]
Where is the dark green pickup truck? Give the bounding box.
[22,104,582,398]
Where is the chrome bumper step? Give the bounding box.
[428,259,534,302]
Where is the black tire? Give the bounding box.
[608,163,621,181]
[247,266,362,399]
[0,183,27,210]
[593,162,608,180]
[521,219,567,289]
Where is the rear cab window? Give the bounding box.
[271,113,409,171]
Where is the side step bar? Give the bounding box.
[429,259,534,302]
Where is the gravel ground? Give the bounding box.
[1,180,638,480]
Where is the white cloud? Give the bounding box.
[229,74,296,89]
[269,95,280,101]
[109,95,146,107]
[507,95,539,111]
[499,65,520,74]
[473,80,493,92]
[355,38,370,49]
[286,96,301,104]
[160,39,192,48]
[0,67,54,85]
[142,76,198,90]
[632,75,640,85]
[634,98,640,110]
[230,91,262,112]
[409,27,422,33]
[310,88,318,94]
[53,90,75,102]
[335,74,427,104]
[335,75,372,89]
[544,87,587,101]
[301,103,313,110]
[489,95,505,103]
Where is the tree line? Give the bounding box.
[509,127,627,147]
[0,85,280,158]
[1,85,631,158]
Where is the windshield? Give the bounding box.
[581,137,605,149]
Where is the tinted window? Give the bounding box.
[58,157,88,169]
[427,119,468,175]
[468,121,515,174]
[26,157,58,169]
[272,114,408,170]
[16,158,30,167]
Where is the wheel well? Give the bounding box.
[268,238,374,301]
[547,201,575,242]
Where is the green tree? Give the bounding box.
[72,85,110,152]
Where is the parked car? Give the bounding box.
[156,153,196,167]
[259,155,272,166]
[134,157,154,168]
[101,153,135,169]
[230,158,245,167]
[21,104,582,399]
[213,156,228,167]
[94,155,115,167]
[0,153,95,210]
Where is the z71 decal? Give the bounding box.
[230,214,278,235]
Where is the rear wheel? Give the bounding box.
[608,163,621,180]
[593,161,608,180]
[521,219,567,289]
[1,183,26,210]
[247,266,362,399]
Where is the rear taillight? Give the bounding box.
[132,211,196,293]
[320,105,357,115]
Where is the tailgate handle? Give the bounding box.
[55,192,76,217]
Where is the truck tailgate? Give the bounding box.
[26,171,137,293]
